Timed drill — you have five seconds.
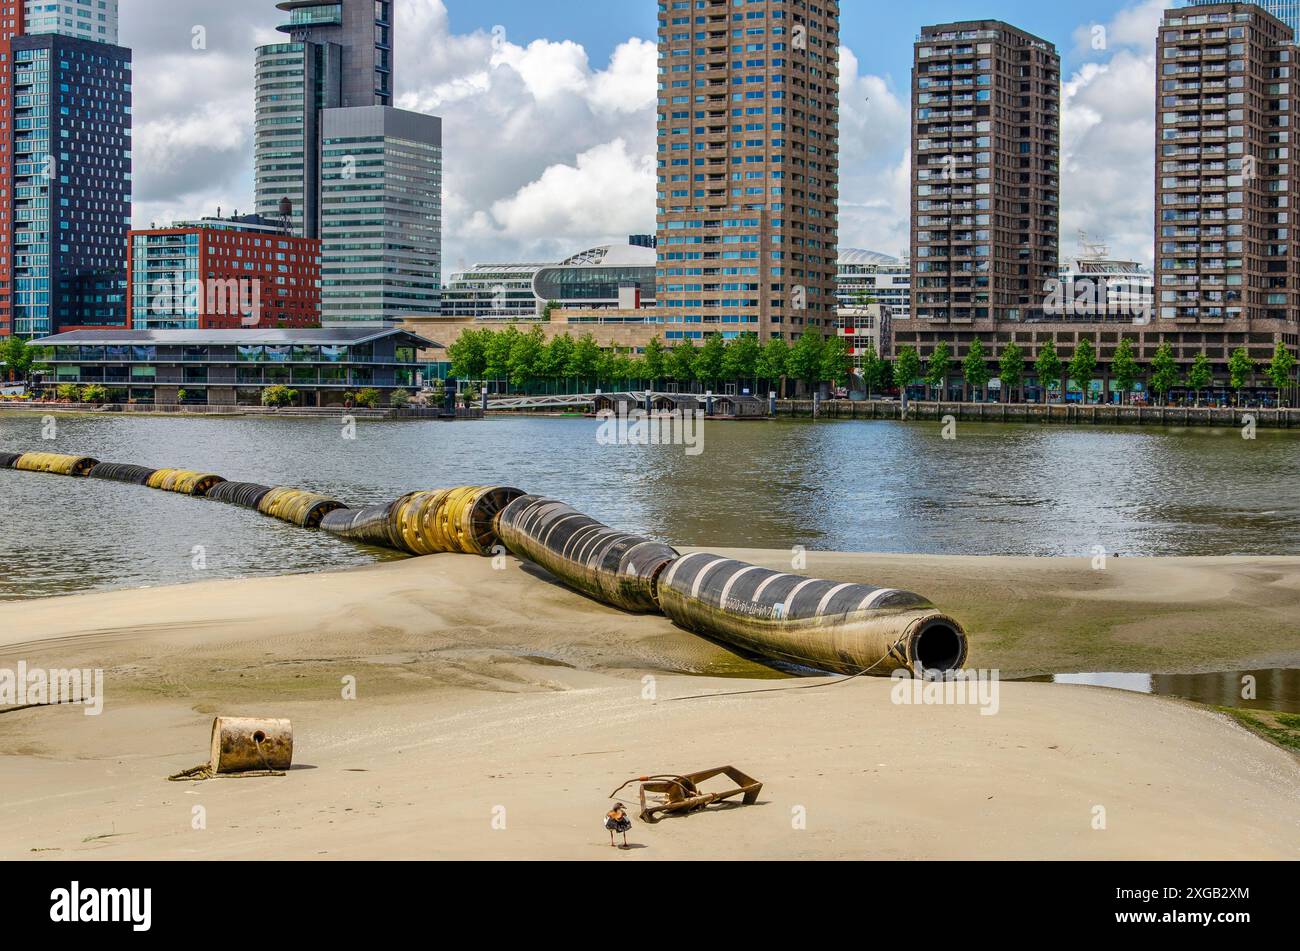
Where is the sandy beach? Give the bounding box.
[2,549,1299,860]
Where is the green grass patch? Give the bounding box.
[1218,707,1300,755]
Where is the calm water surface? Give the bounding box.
[1,411,1298,601]
[1029,670,1300,715]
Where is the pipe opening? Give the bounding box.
[253,731,267,744]
[913,621,965,672]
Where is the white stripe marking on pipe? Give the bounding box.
[782,578,821,616]
[579,529,621,566]
[662,551,709,588]
[856,588,900,611]
[540,513,585,551]
[752,572,790,601]
[691,559,733,599]
[719,565,763,606]
[816,583,856,615]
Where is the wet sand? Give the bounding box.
[1,551,1298,860]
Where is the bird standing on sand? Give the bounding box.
[605,803,632,848]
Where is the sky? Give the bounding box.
[124,0,1179,274]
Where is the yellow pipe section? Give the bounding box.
[258,486,345,528]
[14,452,99,476]
[388,486,524,556]
[145,468,226,496]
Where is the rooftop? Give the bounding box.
[557,245,657,268]
[33,328,437,348]
[839,249,902,267]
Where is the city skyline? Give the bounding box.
[123,0,1183,274]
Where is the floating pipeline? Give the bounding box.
[320,501,402,549]
[257,487,345,528]
[493,495,681,614]
[320,486,526,557]
[205,481,275,511]
[0,452,22,469]
[14,452,98,476]
[5,453,970,675]
[88,463,158,486]
[146,468,227,496]
[390,486,526,557]
[655,552,968,676]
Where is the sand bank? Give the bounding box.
[1,551,1298,860]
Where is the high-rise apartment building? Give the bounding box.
[1188,0,1300,38]
[319,106,441,324]
[6,30,131,337]
[1154,1,1294,376]
[254,0,394,236]
[25,0,117,44]
[1156,1,1298,367]
[654,0,840,342]
[910,21,1061,325]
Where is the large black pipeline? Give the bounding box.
[320,502,401,548]
[88,463,158,486]
[494,495,681,614]
[655,553,968,676]
[0,452,21,469]
[5,451,970,675]
[205,481,274,510]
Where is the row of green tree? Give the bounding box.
[447,324,1299,405]
[884,338,1297,404]
[447,325,853,394]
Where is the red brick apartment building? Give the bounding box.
[127,215,321,329]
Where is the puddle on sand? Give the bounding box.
[1022,669,1300,714]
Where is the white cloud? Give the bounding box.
[837,45,911,259]
[395,2,659,269]
[484,139,655,241]
[1060,0,1174,265]
[122,0,1174,275]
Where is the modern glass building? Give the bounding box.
[254,0,394,236]
[253,41,334,238]
[439,245,659,320]
[24,0,117,43]
[8,31,132,337]
[441,263,549,320]
[533,245,657,309]
[31,327,433,406]
[319,106,442,324]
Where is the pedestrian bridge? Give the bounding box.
[486,392,642,412]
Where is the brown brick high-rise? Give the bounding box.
[1153,2,1299,374]
[910,21,1060,325]
[655,0,840,343]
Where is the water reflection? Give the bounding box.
[1036,669,1300,714]
[1,412,1298,600]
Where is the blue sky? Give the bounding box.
[130,0,1177,267]
[443,0,1155,99]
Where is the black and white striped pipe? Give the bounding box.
[494,495,680,614]
[654,552,968,675]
